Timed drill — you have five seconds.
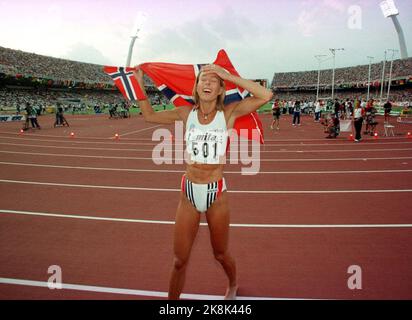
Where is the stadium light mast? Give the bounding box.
[329,48,345,101]
[386,49,399,101]
[379,50,387,102]
[366,56,374,101]
[315,55,327,102]
[126,12,147,67]
[126,28,140,67]
[379,0,408,59]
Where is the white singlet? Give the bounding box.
[185,108,228,164]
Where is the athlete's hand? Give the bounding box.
[133,66,145,86]
[201,64,231,81]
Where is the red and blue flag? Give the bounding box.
[104,50,264,143]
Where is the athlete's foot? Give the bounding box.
[224,285,238,300]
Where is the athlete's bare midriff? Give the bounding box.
[185,163,224,184]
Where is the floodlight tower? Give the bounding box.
[329,48,345,101]
[366,56,374,101]
[379,0,408,59]
[315,55,327,101]
[126,12,147,67]
[379,50,387,101]
[126,28,140,67]
[386,49,399,100]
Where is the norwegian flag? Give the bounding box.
[103,66,147,101]
[139,50,264,143]
[104,50,264,143]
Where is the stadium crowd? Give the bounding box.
[273,57,412,88]
[0,87,166,115]
[0,46,411,118]
[0,46,154,86]
[273,88,412,105]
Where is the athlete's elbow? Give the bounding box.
[264,91,274,103]
[141,113,155,123]
[145,114,159,124]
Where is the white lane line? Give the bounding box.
[0,209,175,225]
[0,161,182,173]
[1,150,412,162]
[1,134,412,147]
[0,142,161,152]
[1,161,412,175]
[0,136,160,146]
[1,179,412,194]
[116,125,163,138]
[0,277,301,300]
[1,128,409,142]
[1,142,411,153]
[0,179,179,192]
[2,209,412,228]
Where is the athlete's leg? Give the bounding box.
[270,118,275,129]
[206,191,238,299]
[168,193,201,300]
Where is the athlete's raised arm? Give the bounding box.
[200,64,273,122]
[133,68,191,125]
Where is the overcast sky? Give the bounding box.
[0,0,411,81]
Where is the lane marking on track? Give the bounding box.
[1,134,412,147]
[0,277,307,300]
[1,161,412,175]
[1,142,411,153]
[115,125,163,138]
[1,209,412,228]
[1,179,412,194]
[1,150,412,162]
[1,129,410,142]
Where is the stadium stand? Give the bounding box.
[0,46,166,114]
[271,57,412,103]
[0,45,411,115]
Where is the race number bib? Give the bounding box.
[185,125,228,164]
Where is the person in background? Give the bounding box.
[383,100,392,123]
[270,99,281,130]
[364,99,373,135]
[352,99,364,142]
[314,100,321,122]
[26,102,41,129]
[325,114,340,139]
[54,102,69,127]
[334,99,340,118]
[292,100,301,126]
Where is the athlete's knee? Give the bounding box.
[172,256,189,271]
[213,250,229,264]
